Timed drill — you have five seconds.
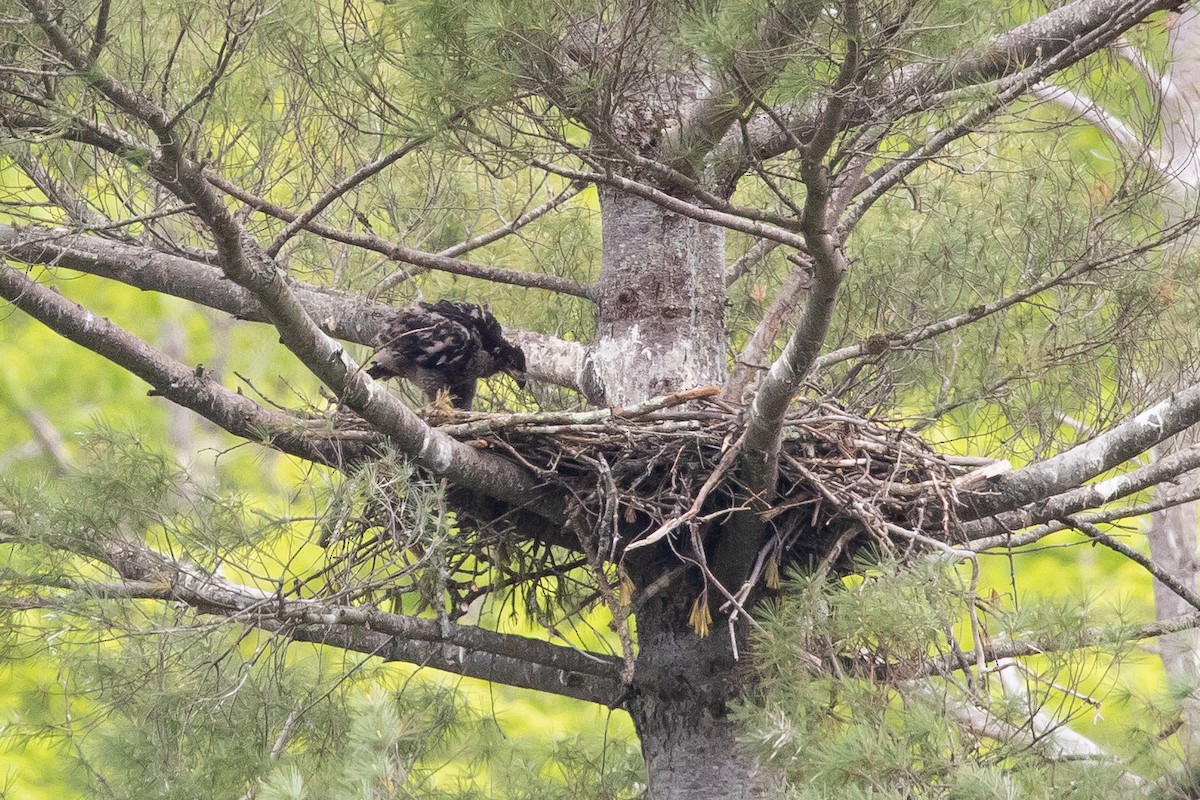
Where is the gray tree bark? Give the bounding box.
[589,186,755,795]
[1147,6,1200,758]
[628,585,773,800]
[583,187,728,407]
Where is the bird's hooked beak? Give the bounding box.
[503,366,527,390]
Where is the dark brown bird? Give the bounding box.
[366,300,527,410]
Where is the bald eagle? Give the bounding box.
[366,300,527,410]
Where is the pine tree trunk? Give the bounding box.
[582,189,727,406]
[588,188,767,796]
[627,582,775,800]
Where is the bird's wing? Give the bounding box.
[424,300,507,351]
[379,305,479,371]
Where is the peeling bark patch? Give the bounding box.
[1093,475,1125,503]
[594,189,727,404]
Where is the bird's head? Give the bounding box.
[495,341,527,389]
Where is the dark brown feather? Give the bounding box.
[367,301,526,410]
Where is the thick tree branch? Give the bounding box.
[0,111,593,301]
[724,237,781,287]
[0,222,392,346]
[507,329,586,392]
[920,0,1185,97]
[715,53,856,590]
[659,0,823,174]
[0,111,151,167]
[174,183,551,511]
[965,438,1200,539]
[0,223,586,391]
[711,0,1184,189]
[0,517,625,707]
[968,483,1200,552]
[0,264,370,467]
[4,10,557,509]
[177,175,555,513]
[273,622,623,707]
[959,384,1200,526]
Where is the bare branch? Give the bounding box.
[207,173,595,300]
[814,218,1200,371]
[839,76,1034,237]
[722,260,810,403]
[11,151,112,229]
[437,386,719,438]
[0,264,369,468]
[992,661,1143,785]
[913,613,1200,680]
[0,113,592,299]
[1,112,151,170]
[923,0,1184,96]
[437,180,586,259]
[18,405,72,473]
[960,391,1200,526]
[21,0,180,152]
[1029,82,1175,187]
[1062,518,1200,612]
[712,0,1184,188]
[1114,36,1167,101]
[968,483,1200,552]
[86,0,111,66]
[531,160,807,249]
[267,138,430,258]
[0,223,586,392]
[0,519,624,707]
[724,237,782,287]
[372,180,587,293]
[659,0,824,174]
[716,34,858,587]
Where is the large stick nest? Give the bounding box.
[436,387,989,576]
[315,387,1001,622]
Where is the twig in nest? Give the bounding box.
[439,386,721,436]
[625,431,747,552]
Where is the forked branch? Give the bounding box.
[18,9,556,512]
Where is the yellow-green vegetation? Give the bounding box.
[3,0,1199,797]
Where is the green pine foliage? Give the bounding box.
[2,1,1198,797]
[736,559,1149,799]
[0,430,642,799]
